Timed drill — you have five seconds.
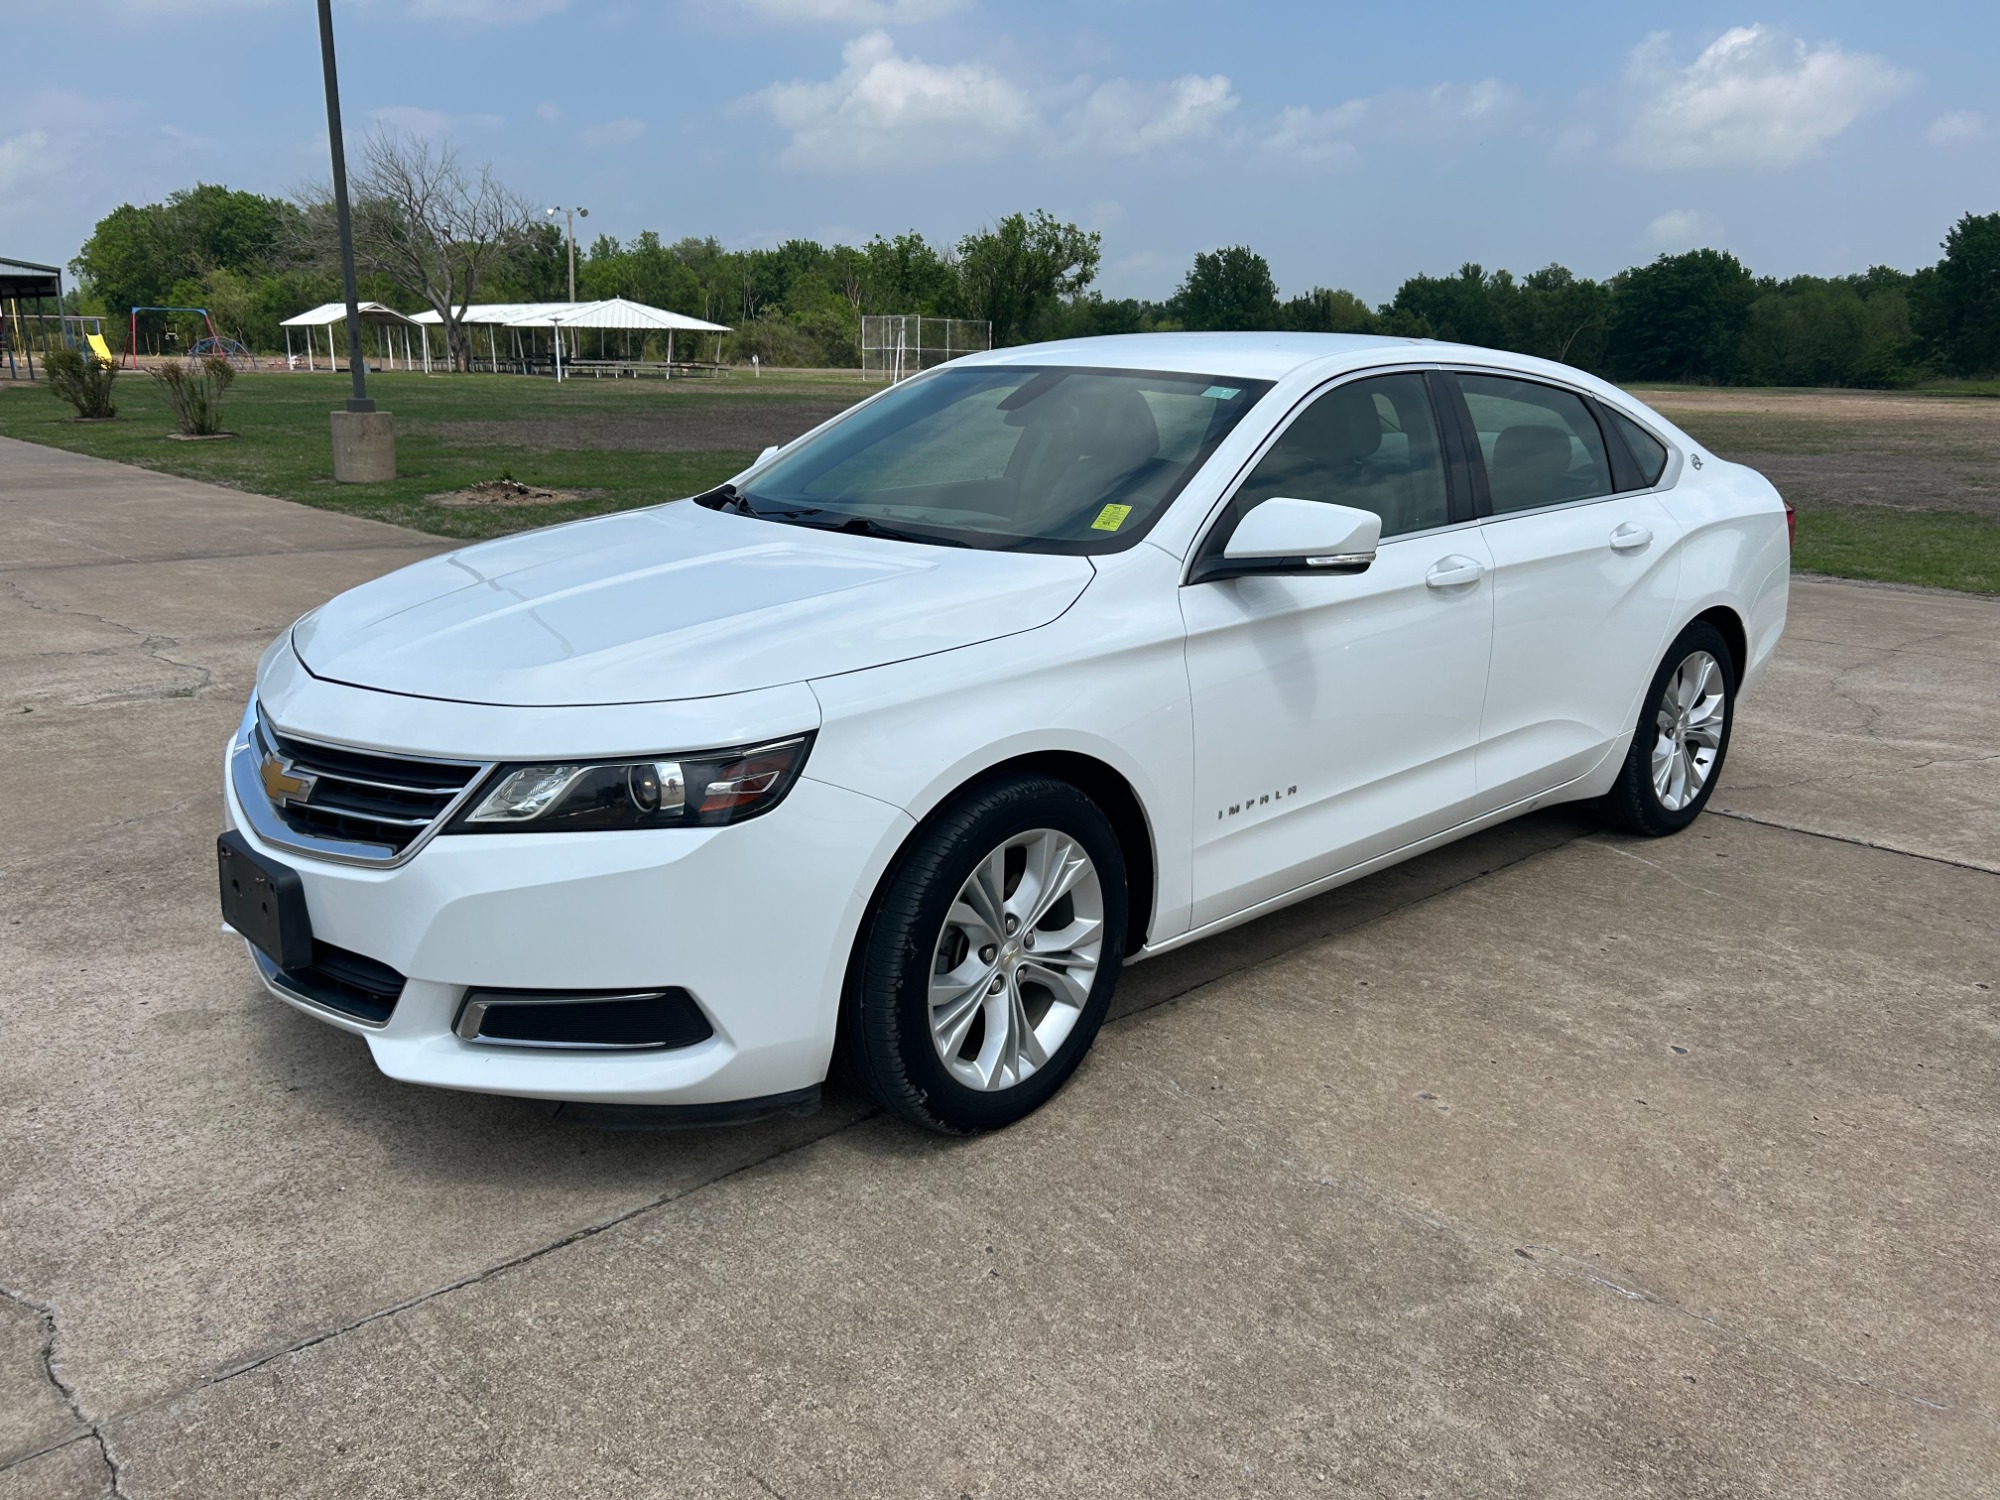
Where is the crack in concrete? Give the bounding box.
[0,1285,127,1496]
[1582,836,1729,900]
[92,1111,871,1448]
[0,576,215,702]
[1721,749,2000,796]
[1114,1064,1979,1426]
[0,539,441,577]
[1707,807,2000,876]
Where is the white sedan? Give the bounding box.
[218,333,1791,1132]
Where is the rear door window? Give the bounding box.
[1457,373,1614,515]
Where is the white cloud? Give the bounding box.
[0,91,209,267]
[0,127,53,197]
[752,31,1035,170]
[536,100,563,122]
[1643,208,1724,251]
[1620,25,1914,169]
[369,105,503,139]
[1376,79,1521,138]
[1926,109,1988,146]
[1064,74,1237,157]
[1256,79,1513,169]
[728,0,963,20]
[577,117,646,147]
[1257,102,1365,169]
[401,0,570,19]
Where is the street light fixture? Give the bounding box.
[547,205,589,303]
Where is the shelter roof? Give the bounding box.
[280,301,423,328]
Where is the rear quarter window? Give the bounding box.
[1605,407,1672,487]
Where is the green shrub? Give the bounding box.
[43,346,119,419]
[149,355,236,435]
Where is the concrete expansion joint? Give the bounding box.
[1112,1064,1981,1426]
[105,1111,864,1433]
[0,1283,128,1496]
[1708,807,2000,877]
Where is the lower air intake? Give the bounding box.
[456,987,714,1051]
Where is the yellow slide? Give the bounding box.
[86,332,115,363]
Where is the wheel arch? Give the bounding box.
[1691,603,1748,681]
[853,750,1160,967]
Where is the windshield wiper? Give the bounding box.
[691,482,752,515]
[761,506,968,548]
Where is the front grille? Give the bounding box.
[259,940,407,1026]
[253,713,484,859]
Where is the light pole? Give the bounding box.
[317,0,393,481]
[547,205,588,302]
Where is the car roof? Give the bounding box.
[952,332,1649,418]
[952,332,1656,420]
[956,332,1428,382]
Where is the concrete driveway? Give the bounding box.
[2,435,1995,1498]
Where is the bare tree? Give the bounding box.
[298,131,534,372]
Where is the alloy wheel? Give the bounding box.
[927,828,1105,1092]
[1651,649,1727,812]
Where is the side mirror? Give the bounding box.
[1189,498,1381,584]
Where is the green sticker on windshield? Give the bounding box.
[1201,385,1240,399]
[1091,503,1133,532]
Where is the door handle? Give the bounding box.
[1610,522,1654,552]
[1425,555,1485,590]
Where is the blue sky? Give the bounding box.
[6,1,1996,303]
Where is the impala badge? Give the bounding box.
[259,751,318,810]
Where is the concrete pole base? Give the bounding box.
[330,410,396,483]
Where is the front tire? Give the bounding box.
[1601,620,1737,837]
[847,775,1128,1134]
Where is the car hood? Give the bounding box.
[291,502,1094,707]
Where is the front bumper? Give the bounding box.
[223,728,914,1107]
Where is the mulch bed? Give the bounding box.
[427,479,598,508]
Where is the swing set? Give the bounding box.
[123,306,258,369]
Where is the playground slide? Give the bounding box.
[86,333,115,363]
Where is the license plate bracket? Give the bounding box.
[217,831,313,971]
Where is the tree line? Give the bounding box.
[68,155,2000,384]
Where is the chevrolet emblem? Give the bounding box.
[259,751,318,810]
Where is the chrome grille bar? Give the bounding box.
[230,701,493,869]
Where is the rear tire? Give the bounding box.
[846,775,1127,1134]
[1601,620,1737,837]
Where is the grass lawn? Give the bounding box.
[3,367,1995,596]
[0,367,869,541]
[1794,506,2000,594]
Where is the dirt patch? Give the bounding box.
[424,398,855,455]
[428,478,599,508]
[1637,388,2000,518]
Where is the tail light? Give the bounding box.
[1782,498,1796,550]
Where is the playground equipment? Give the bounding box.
[188,334,259,368]
[122,306,254,369]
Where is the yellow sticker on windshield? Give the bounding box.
[1091,503,1133,532]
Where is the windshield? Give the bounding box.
[709,364,1273,553]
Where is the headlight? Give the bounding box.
[448,735,813,833]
